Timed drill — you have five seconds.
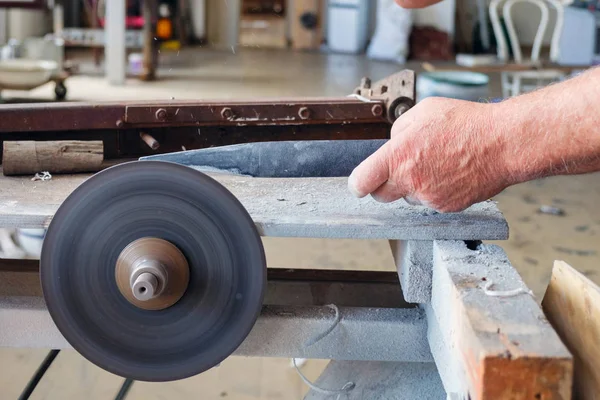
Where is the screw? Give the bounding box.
[298,107,311,120]
[371,104,383,117]
[221,107,234,119]
[116,119,124,128]
[155,108,168,121]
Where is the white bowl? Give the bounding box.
[417,71,490,102]
[16,228,46,258]
[0,59,58,89]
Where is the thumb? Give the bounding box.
[348,141,393,198]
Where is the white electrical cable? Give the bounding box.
[483,280,534,297]
[293,304,355,398]
[31,171,52,181]
[304,304,341,348]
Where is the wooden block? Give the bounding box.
[543,260,600,399]
[239,15,287,49]
[290,0,323,50]
[428,241,573,399]
[2,141,103,176]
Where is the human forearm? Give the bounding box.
[496,68,600,184]
[348,68,600,212]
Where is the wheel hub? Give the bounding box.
[115,237,189,310]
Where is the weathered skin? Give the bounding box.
[349,68,600,212]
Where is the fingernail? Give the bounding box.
[347,172,362,198]
[404,196,423,206]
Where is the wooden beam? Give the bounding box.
[543,260,600,399]
[427,241,573,399]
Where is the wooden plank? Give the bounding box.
[542,260,600,400]
[0,167,508,240]
[427,241,573,399]
[290,0,323,50]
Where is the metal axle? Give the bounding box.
[115,237,190,311]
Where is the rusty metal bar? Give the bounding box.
[0,98,388,133]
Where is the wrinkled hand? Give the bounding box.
[348,97,512,212]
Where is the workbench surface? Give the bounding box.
[0,167,509,240]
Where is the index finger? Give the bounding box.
[348,141,393,198]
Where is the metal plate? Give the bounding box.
[40,161,266,381]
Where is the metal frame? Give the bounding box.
[0,238,573,399]
[0,262,431,362]
[0,70,415,161]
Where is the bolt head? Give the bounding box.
[221,107,234,119]
[116,119,124,128]
[155,108,168,121]
[298,107,310,120]
[371,104,383,117]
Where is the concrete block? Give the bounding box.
[304,361,445,399]
[390,240,433,304]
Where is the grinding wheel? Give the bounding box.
[41,161,266,381]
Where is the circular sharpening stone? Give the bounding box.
[41,161,266,381]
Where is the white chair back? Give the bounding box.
[489,0,564,63]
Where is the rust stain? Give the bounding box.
[480,357,573,399]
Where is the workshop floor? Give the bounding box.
[1,48,598,399]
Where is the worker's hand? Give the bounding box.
[394,0,445,8]
[348,97,512,213]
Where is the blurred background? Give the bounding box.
[0,0,598,398]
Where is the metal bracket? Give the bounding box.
[354,70,416,123]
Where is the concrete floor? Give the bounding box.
[1,48,599,399]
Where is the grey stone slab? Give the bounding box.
[0,167,508,240]
[304,361,445,400]
[390,240,433,303]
